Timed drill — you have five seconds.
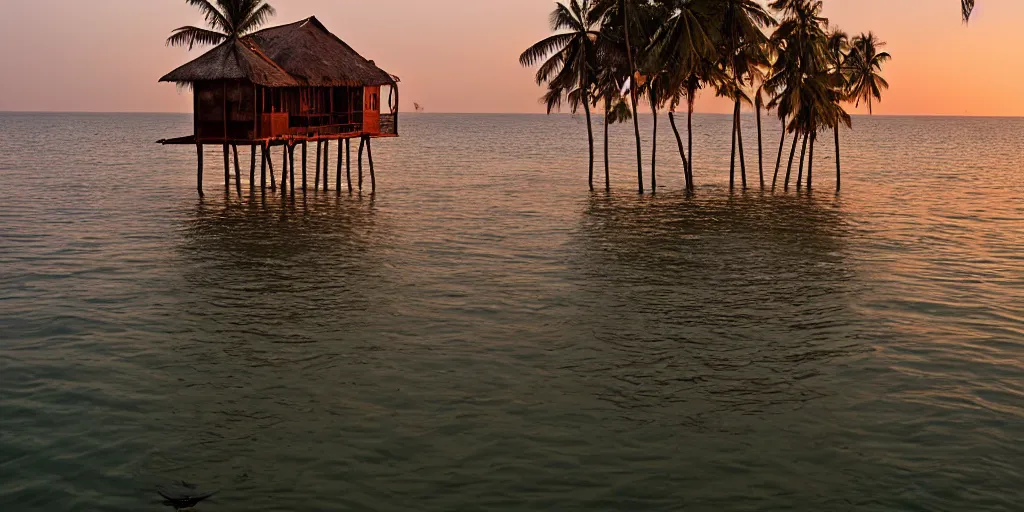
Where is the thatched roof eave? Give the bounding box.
[159,38,298,87]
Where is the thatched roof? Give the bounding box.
[161,38,298,87]
[160,17,396,88]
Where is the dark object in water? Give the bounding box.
[157,481,218,510]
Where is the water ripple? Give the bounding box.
[0,113,1022,511]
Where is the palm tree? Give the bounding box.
[520,0,602,190]
[602,98,634,189]
[800,70,851,190]
[825,29,850,190]
[681,63,727,191]
[649,0,716,191]
[753,82,767,189]
[731,45,769,190]
[712,0,776,190]
[681,73,702,190]
[765,0,829,190]
[651,0,716,191]
[595,0,649,193]
[646,75,662,192]
[717,82,753,189]
[594,67,629,190]
[635,1,676,193]
[846,32,891,115]
[167,0,276,49]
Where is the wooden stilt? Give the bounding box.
[288,144,295,195]
[223,143,230,191]
[336,139,342,196]
[249,144,256,187]
[232,144,242,195]
[357,136,365,191]
[196,143,204,198]
[260,143,267,191]
[367,137,376,193]
[315,140,322,191]
[302,142,308,192]
[346,138,352,193]
[282,145,289,194]
[268,144,276,191]
[323,140,330,191]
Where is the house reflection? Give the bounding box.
[172,193,394,345]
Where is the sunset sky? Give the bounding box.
[0,0,1021,116]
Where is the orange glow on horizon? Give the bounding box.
[0,0,1020,116]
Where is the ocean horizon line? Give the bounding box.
[0,110,1021,120]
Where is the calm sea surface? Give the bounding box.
[1,112,1022,511]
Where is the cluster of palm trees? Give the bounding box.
[521,0,906,194]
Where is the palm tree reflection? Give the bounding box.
[568,190,866,417]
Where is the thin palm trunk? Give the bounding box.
[650,100,658,193]
[737,101,747,189]
[584,93,595,191]
[730,101,739,188]
[796,133,808,189]
[729,100,737,188]
[604,97,611,190]
[687,96,695,191]
[784,132,798,190]
[669,111,689,189]
[834,125,841,192]
[623,0,644,194]
[808,131,815,190]
[772,119,785,190]
[630,89,643,194]
[756,102,764,189]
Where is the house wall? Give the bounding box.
[193,81,392,141]
[195,80,257,141]
[363,86,380,135]
[262,86,368,137]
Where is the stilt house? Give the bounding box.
[159,17,399,196]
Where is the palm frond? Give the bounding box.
[551,2,585,32]
[519,33,576,67]
[962,0,975,23]
[542,86,565,114]
[237,2,276,35]
[184,0,229,32]
[607,98,632,124]
[166,26,227,50]
[535,51,568,85]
